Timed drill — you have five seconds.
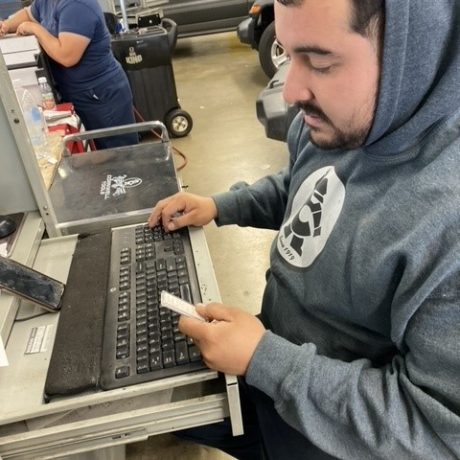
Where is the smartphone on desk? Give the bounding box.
[0,255,65,312]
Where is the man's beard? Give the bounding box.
[297,101,372,150]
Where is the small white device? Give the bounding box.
[160,291,206,322]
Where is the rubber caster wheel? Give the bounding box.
[165,109,193,138]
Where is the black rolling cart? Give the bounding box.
[111,18,193,138]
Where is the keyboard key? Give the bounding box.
[149,343,161,354]
[118,311,130,321]
[188,345,202,362]
[137,363,150,374]
[161,330,173,341]
[174,243,184,255]
[162,339,174,350]
[166,257,177,271]
[119,281,130,291]
[150,352,163,369]
[115,366,130,379]
[116,346,129,359]
[117,325,129,337]
[137,352,148,363]
[175,341,189,365]
[149,331,161,342]
[156,259,166,271]
[180,284,192,303]
[119,297,130,308]
[163,350,175,367]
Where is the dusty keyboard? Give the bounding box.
[100,224,206,390]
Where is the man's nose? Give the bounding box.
[283,61,314,106]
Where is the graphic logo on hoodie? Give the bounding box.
[277,166,345,268]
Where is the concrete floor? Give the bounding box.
[125,32,288,459]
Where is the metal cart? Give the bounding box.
[48,121,179,235]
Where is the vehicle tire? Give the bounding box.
[258,21,287,78]
[165,108,193,138]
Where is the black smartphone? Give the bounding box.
[0,256,65,312]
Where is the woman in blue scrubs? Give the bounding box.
[0,0,138,150]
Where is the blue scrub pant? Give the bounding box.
[63,72,138,150]
[175,378,337,460]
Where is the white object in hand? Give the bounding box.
[160,291,206,322]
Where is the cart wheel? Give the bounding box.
[165,109,193,138]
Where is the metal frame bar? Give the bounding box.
[0,52,61,237]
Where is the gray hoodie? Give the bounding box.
[213,0,460,458]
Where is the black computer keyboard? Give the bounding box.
[100,224,207,390]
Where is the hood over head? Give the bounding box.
[365,0,460,155]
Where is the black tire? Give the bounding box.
[258,21,287,79]
[165,108,193,138]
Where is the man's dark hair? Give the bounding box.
[276,0,385,41]
[349,0,384,40]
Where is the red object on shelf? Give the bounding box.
[55,102,75,113]
[47,103,84,154]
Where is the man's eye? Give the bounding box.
[300,55,334,74]
[311,65,332,74]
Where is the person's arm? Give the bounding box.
[212,168,291,230]
[0,7,32,36]
[0,5,87,65]
[148,166,292,232]
[244,289,460,459]
[16,21,90,67]
[148,117,306,232]
[213,113,306,230]
[180,273,460,459]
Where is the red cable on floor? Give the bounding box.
[133,106,188,171]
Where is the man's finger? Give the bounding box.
[148,197,174,227]
[147,206,162,227]
[165,211,193,231]
[179,315,209,339]
[159,198,187,229]
[198,303,236,322]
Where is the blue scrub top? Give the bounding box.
[30,0,122,94]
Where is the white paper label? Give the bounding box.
[25,325,53,354]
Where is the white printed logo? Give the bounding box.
[277,166,345,268]
[125,47,143,65]
[100,175,142,200]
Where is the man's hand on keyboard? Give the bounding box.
[148,192,218,231]
[178,303,266,376]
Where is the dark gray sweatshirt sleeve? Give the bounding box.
[212,114,305,229]
[245,282,460,459]
[212,168,290,230]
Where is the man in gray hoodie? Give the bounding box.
[148,0,460,458]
